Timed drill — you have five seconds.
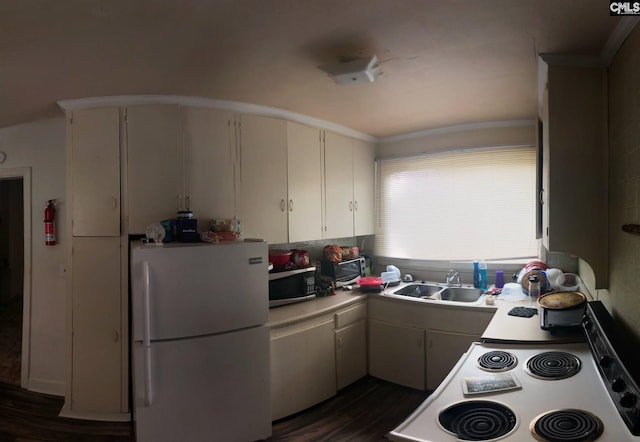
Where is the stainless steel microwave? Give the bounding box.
[320,257,365,287]
[268,267,316,308]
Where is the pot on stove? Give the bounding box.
[539,291,587,331]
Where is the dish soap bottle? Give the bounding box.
[473,260,480,288]
[478,260,488,290]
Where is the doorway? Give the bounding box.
[0,167,31,389]
[0,178,23,385]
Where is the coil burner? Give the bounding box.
[530,409,604,442]
[438,400,517,441]
[477,351,518,372]
[524,351,581,380]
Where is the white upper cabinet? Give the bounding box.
[126,104,236,234]
[238,116,324,244]
[286,121,323,242]
[352,137,375,236]
[69,107,121,237]
[181,107,236,233]
[540,60,607,287]
[323,131,355,239]
[126,104,183,234]
[323,131,375,239]
[237,115,289,244]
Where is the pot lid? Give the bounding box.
[538,291,586,309]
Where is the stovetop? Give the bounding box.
[389,301,640,441]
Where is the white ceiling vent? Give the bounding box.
[320,55,384,85]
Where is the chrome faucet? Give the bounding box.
[445,269,461,287]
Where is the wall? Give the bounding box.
[607,24,640,343]
[0,118,67,394]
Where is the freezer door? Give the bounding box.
[131,241,268,341]
[132,325,271,442]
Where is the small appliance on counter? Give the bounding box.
[320,256,365,287]
[175,210,198,242]
[268,266,316,307]
[539,291,587,331]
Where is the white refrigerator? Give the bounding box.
[130,239,271,442]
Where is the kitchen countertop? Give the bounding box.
[269,283,587,344]
[268,290,367,328]
[480,298,585,344]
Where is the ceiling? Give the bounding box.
[0,0,628,138]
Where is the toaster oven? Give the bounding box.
[320,256,365,287]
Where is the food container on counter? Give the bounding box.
[358,276,384,292]
[269,250,292,271]
[557,273,580,291]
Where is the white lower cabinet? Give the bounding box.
[335,302,367,390]
[270,318,336,421]
[69,236,125,414]
[367,297,495,391]
[335,321,367,390]
[426,330,481,390]
[368,319,425,390]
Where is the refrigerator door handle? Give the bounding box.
[142,261,153,406]
[142,261,151,347]
[144,346,153,406]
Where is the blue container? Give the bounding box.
[473,260,480,288]
[478,260,488,290]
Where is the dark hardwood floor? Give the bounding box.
[0,376,429,442]
[267,377,430,442]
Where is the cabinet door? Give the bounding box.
[323,131,354,239]
[70,108,120,236]
[352,138,375,236]
[270,319,336,421]
[287,121,323,242]
[426,330,478,390]
[335,319,367,390]
[71,236,122,413]
[368,319,425,390]
[238,115,288,244]
[126,104,182,234]
[182,107,236,233]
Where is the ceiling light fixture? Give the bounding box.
[319,55,384,85]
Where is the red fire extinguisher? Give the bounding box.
[44,199,56,246]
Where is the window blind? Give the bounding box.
[374,146,538,261]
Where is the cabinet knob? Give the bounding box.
[112,330,120,343]
[289,199,294,212]
[349,201,353,211]
[280,199,286,212]
[111,196,118,210]
[354,200,359,211]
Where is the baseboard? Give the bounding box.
[27,378,65,396]
[58,403,131,422]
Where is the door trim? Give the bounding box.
[0,167,31,389]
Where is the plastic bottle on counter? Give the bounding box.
[473,260,480,288]
[478,260,488,290]
[495,270,505,288]
[528,274,540,308]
